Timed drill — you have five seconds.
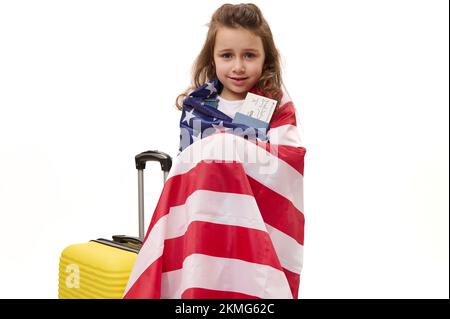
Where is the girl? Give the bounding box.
[124,3,306,299]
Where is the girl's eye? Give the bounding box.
[244,53,256,58]
[221,54,232,59]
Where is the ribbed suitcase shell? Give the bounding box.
[58,241,137,299]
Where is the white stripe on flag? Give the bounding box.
[161,254,293,299]
[166,190,266,239]
[267,124,303,147]
[266,224,303,274]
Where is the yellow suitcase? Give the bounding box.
[58,237,140,299]
[58,150,172,299]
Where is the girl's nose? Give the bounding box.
[232,59,245,73]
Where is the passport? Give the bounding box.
[232,92,277,129]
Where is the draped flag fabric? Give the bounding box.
[123,79,306,299]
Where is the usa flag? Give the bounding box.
[124,81,306,298]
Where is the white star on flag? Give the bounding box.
[205,82,216,94]
[182,108,196,124]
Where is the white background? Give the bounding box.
[0,0,448,299]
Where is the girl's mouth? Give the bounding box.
[229,77,248,85]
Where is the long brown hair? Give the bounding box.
[175,3,283,110]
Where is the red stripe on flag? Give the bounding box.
[270,101,297,128]
[123,257,163,299]
[248,176,304,245]
[275,145,306,175]
[251,140,305,175]
[282,267,300,299]
[162,221,283,272]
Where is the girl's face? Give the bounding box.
[213,27,265,100]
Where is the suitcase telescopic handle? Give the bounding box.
[135,150,172,172]
[135,150,172,240]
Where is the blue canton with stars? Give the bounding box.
[179,79,268,152]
